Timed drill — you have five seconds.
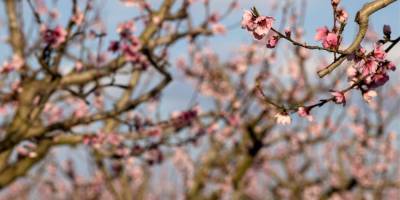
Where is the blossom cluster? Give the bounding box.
[108,20,148,68]
[348,44,395,88]
[242,2,396,126]
[346,42,396,101]
[0,55,24,74]
[171,107,200,129]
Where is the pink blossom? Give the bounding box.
[373,45,386,60]
[242,10,274,40]
[386,61,396,71]
[72,100,89,118]
[176,57,187,69]
[120,0,141,7]
[241,10,256,31]
[266,35,279,48]
[227,114,240,126]
[172,108,199,128]
[331,91,346,105]
[17,143,38,159]
[0,105,7,115]
[43,103,63,123]
[1,55,24,73]
[208,13,220,23]
[369,72,389,88]
[74,61,83,71]
[41,25,67,48]
[148,128,162,137]
[152,16,161,25]
[361,59,378,76]
[314,26,329,41]
[274,113,291,125]
[110,34,142,64]
[72,9,84,25]
[117,20,135,38]
[298,107,313,122]
[253,16,274,39]
[108,41,120,52]
[336,8,348,23]
[121,44,140,62]
[331,0,340,6]
[347,66,357,78]
[49,9,60,20]
[284,28,291,38]
[230,57,247,73]
[35,0,48,14]
[206,123,219,134]
[315,27,339,48]
[363,90,377,103]
[323,33,339,48]
[211,23,227,35]
[106,133,123,146]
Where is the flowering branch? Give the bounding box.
[317,0,398,77]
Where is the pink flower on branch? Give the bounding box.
[117,20,136,39]
[71,8,84,25]
[331,0,340,6]
[253,16,274,40]
[108,20,146,67]
[298,107,313,122]
[211,23,227,35]
[373,45,386,60]
[241,9,274,40]
[324,33,339,48]
[1,55,24,74]
[241,10,256,31]
[331,91,346,106]
[16,143,38,159]
[314,26,329,41]
[266,35,279,48]
[314,26,340,49]
[41,25,67,48]
[336,8,348,23]
[360,59,378,76]
[367,71,389,89]
[284,28,291,38]
[386,61,396,71]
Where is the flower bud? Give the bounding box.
[331,0,340,6]
[383,25,391,39]
[284,28,291,38]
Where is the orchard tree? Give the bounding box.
[0,0,399,199]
